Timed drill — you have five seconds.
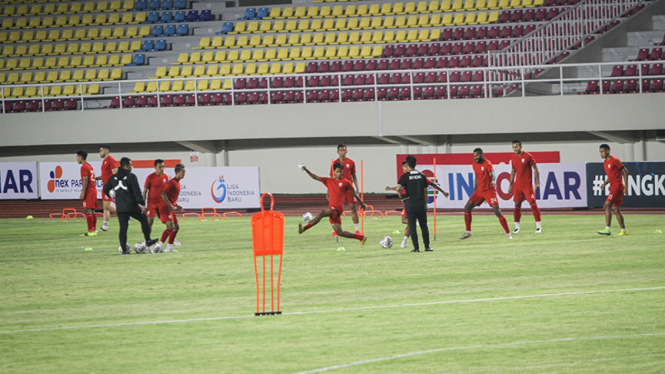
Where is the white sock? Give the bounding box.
[354,224,359,231]
[621,228,626,232]
[103,221,108,227]
[158,241,164,247]
[515,222,520,229]
[402,236,408,243]
[606,226,611,230]
[167,243,173,251]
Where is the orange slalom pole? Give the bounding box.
[254,257,260,314]
[361,160,364,234]
[433,157,437,241]
[262,254,266,314]
[277,254,283,313]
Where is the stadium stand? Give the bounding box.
[0,0,662,112]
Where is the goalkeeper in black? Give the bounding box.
[103,157,158,255]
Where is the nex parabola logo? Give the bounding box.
[211,175,227,203]
[47,166,63,193]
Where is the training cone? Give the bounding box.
[26,215,33,219]
[336,247,346,251]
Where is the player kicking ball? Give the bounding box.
[459,148,512,240]
[298,163,368,245]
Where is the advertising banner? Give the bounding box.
[586,162,665,208]
[168,167,260,209]
[39,162,104,200]
[0,162,39,200]
[409,163,587,209]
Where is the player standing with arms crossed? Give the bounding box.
[330,144,361,235]
[508,140,543,234]
[77,150,98,236]
[299,162,368,245]
[96,145,118,232]
[459,148,512,240]
[598,144,629,236]
[156,164,186,253]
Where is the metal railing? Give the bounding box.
[2,60,665,113]
[488,0,644,67]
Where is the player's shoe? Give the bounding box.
[597,228,612,236]
[355,230,361,235]
[96,227,108,233]
[400,239,408,249]
[506,233,513,239]
[82,231,97,237]
[411,249,420,253]
[424,248,433,252]
[118,244,131,255]
[146,238,158,247]
[164,247,179,253]
[359,236,367,246]
[298,223,304,234]
[513,227,520,234]
[174,239,181,247]
[535,228,542,234]
[459,232,472,240]
[332,231,338,237]
[617,231,627,236]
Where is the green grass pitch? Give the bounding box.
[1,213,664,373]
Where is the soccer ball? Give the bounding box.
[118,243,131,255]
[149,243,163,254]
[302,212,314,223]
[134,242,147,254]
[380,236,393,249]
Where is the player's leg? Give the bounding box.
[598,200,613,235]
[299,208,331,234]
[416,210,431,251]
[401,213,410,248]
[513,200,523,234]
[406,211,420,252]
[129,208,157,246]
[527,199,542,233]
[492,203,512,237]
[101,199,116,231]
[614,205,626,234]
[117,211,130,254]
[165,220,179,252]
[460,199,479,239]
[331,223,365,243]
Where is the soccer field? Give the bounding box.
[1,214,664,373]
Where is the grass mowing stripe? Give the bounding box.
[3,285,663,335]
[296,332,665,374]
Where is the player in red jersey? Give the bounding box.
[95,145,118,232]
[299,162,367,245]
[598,144,629,236]
[329,144,361,236]
[459,148,512,240]
[508,140,542,234]
[76,150,98,236]
[155,164,186,253]
[143,159,169,227]
[386,161,449,248]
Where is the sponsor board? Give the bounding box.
[0,162,39,200]
[39,162,104,200]
[413,163,587,209]
[586,162,665,208]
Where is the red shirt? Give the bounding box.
[144,172,169,206]
[80,162,97,197]
[511,151,536,186]
[101,155,119,183]
[330,158,356,182]
[321,177,354,209]
[161,178,181,208]
[473,159,495,191]
[603,156,625,190]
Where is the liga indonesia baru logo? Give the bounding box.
[211,175,227,203]
[47,166,63,193]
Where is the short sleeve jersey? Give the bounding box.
[330,158,356,182]
[321,177,354,209]
[101,156,119,183]
[473,159,495,191]
[81,162,97,197]
[161,178,181,207]
[398,171,428,211]
[144,172,169,206]
[604,156,625,189]
[511,151,536,186]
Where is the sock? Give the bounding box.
[621,228,626,232]
[92,215,97,231]
[167,243,173,251]
[353,233,364,241]
[498,215,510,234]
[168,230,177,244]
[606,226,611,230]
[303,223,312,232]
[514,207,521,225]
[86,214,94,232]
[160,229,170,243]
[536,221,542,229]
[529,201,541,222]
[464,212,472,232]
[103,221,108,228]
[402,236,408,243]
[354,224,359,232]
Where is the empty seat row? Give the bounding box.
[0,0,135,17]
[145,10,211,23]
[0,69,122,85]
[262,0,550,20]
[2,84,101,99]
[609,63,664,77]
[383,40,512,58]
[581,79,665,94]
[152,62,310,78]
[1,40,149,57]
[439,23,539,41]
[147,24,190,37]
[130,79,232,93]
[631,48,665,62]
[3,99,79,113]
[0,26,157,45]
[0,43,143,64]
[228,12,497,34]
[0,12,148,31]
[1,54,138,71]
[137,0,188,11]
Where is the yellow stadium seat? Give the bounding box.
[230,64,243,76]
[297,19,310,32]
[357,4,369,17]
[208,36,222,48]
[331,5,343,17]
[196,79,208,91]
[214,51,226,62]
[312,46,324,59]
[19,72,33,84]
[14,45,27,57]
[488,11,499,22]
[276,48,289,60]
[239,50,251,62]
[258,20,271,33]
[360,31,371,43]
[180,66,193,78]
[269,63,282,75]
[113,27,125,39]
[257,63,269,75]
[441,13,453,25]
[69,56,83,68]
[223,36,236,48]
[193,64,206,77]
[323,33,336,45]
[107,54,120,66]
[357,18,371,30]
[307,6,319,18]
[21,31,34,43]
[95,55,108,67]
[394,15,406,28]
[17,5,28,16]
[62,85,76,96]
[104,13,120,25]
[103,41,117,53]
[151,67,166,79]
[115,41,128,52]
[452,13,465,25]
[56,56,69,68]
[451,0,463,11]
[287,34,300,46]
[18,58,32,70]
[274,34,287,46]
[293,62,305,74]
[9,87,24,99]
[294,6,306,18]
[393,2,405,14]
[120,13,133,24]
[417,14,429,27]
[247,21,259,33]
[222,79,233,90]
[29,17,42,29]
[404,2,416,14]
[406,29,419,42]
[48,85,64,97]
[534,0,544,5]
[266,7,280,19]
[174,53,188,65]
[301,47,313,59]
[45,71,58,83]
[167,66,180,78]
[189,52,201,64]
[358,45,371,58]
[509,0,522,7]
[488,0,500,9]
[284,20,297,32]
[523,0,534,6]
[427,0,439,12]
[98,69,110,80]
[25,86,41,97]
[464,12,477,24]
[305,19,321,32]
[157,81,170,92]
[135,13,147,23]
[308,33,322,45]
[201,51,213,64]
[333,18,347,30]
[416,1,428,13]
[427,13,441,26]
[299,33,312,45]
[67,70,81,82]
[417,29,430,41]
[248,35,262,48]
[84,69,97,81]
[1,45,13,57]
[138,26,150,37]
[367,17,381,29]
[347,31,359,44]
[5,58,18,70]
[81,56,95,67]
[232,22,246,34]
[69,2,82,13]
[379,30,393,43]
[324,46,337,59]
[2,18,14,29]
[209,79,222,90]
[227,49,239,62]
[336,45,348,58]
[281,7,294,18]
[236,35,249,48]
[127,41,140,51]
[475,0,487,9]
[394,30,406,43]
[281,62,294,74]
[319,6,331,17]
[29,4,42,16]
[498,0,510,8]
[378,3,392,15]
[343,5,356,17]
[463,0,476,10]
[110,68,122,80]
[216,65,229,76]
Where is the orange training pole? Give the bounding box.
[361,160,364,234]
[433,157,437,241]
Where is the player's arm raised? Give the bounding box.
[301,165,321,182]
[532,163,540,189]
[427,179,450,198]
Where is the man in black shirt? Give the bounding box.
[103,157,158,255]
[395,155,431,253]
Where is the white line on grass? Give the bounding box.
[297,333,665,374]
[1,285,664,334]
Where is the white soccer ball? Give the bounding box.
[380,236,393,249]
[302,212,314,223]
[134,242,147,254]
[149,243,163,254]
